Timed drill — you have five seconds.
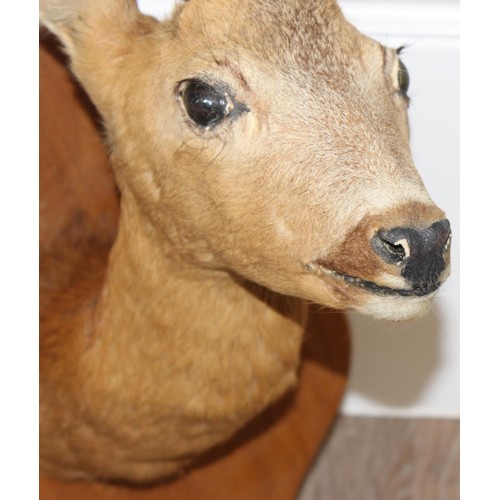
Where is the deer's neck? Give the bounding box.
[89,197,307,419]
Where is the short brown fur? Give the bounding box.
[39,0,450,484]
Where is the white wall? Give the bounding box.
[338,0,459,418]
[137,0,460,418]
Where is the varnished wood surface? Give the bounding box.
[298,416,459,500]
[39,29,119,251]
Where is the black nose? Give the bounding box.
[372,219,451,292]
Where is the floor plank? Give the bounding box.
[298,416,459,500]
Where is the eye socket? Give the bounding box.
[179,79,230,127]
[397,60,410,95]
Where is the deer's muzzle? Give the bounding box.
[307,203,451,299]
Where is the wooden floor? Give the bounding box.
[297,416,459,500]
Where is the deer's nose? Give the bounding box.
[371,219,451,292]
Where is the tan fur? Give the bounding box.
[39,0,451,483]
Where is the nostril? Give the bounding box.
[431,219,452,248]
[379,237,408,263]
[372,228,415,265]
[393,237,411,258]
[371,219,451,290]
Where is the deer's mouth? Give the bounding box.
[306,262,440,298]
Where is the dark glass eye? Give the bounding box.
[180,79,229,127]
[397,60,410,95]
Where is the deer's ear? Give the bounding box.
[40,0,154,55]
[40,0,158,111]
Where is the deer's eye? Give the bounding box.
[179,79,230,127]
[397,60,410,95]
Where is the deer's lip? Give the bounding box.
[306,262,440,298]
